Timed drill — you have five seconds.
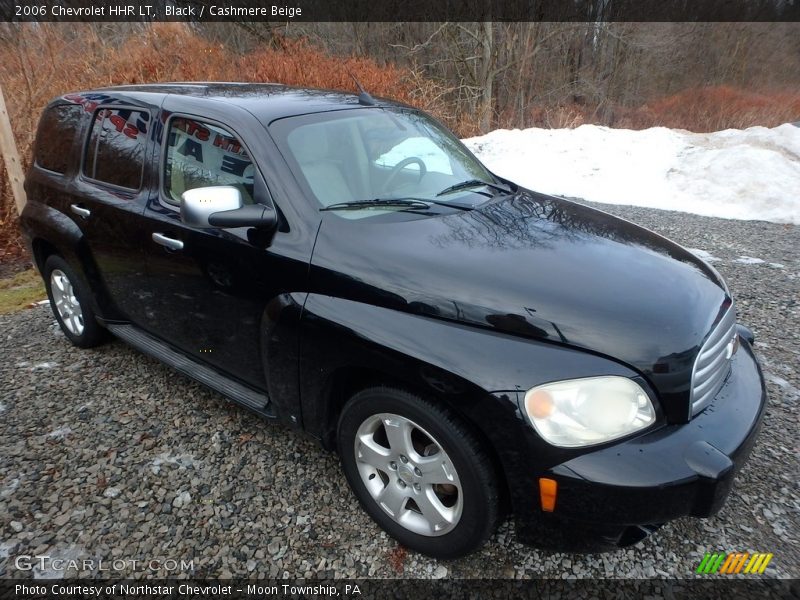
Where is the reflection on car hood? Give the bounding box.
[311,191,731,404]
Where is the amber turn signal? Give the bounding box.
[525,389,554,419]
[539,477,558,512]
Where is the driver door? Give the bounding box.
[137,112,284,389]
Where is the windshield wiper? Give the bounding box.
[320,197,475,212]
[320,198,432,212]
[436,179,512,197]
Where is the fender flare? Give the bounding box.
[21,201,106,317]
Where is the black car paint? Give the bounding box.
[21,84,767,551]
[309,191,731,425]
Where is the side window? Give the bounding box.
[34,104,84,174]
[83,107,149,190]
[163,117,254,205]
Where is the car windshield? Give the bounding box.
[270,107,505,218]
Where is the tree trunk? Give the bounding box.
[478,21,494,133]
[0,84,27,215]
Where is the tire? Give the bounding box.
[337,387,500,558]
[43,254,107,348]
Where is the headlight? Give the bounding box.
[523,376,655,448]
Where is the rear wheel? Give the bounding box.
[43,255,106,348]
[337,387,499,558]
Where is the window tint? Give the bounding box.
[163,117,254,205]
[84,108,149,189]
[35,104,84,174]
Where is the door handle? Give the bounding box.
[70,204,91,218]
[152,232,184,251]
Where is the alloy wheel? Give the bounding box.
[353,412,463,536]
[50,269,84,336]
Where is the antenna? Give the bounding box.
[349,71,376,106]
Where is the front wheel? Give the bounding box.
[337,387,500,558]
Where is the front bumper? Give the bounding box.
[513,335,767,552]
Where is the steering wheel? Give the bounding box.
[381,157,427,193]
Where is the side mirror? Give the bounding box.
[180,186,278,231]
[180,186,243,228]
[208,204,278,230]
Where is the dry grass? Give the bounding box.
[525,86,800,133]
[0,267,45,314]
[621,86,800,132]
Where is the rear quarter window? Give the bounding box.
[34,104,84,174]
[83,108,149,190]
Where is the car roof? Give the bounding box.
[64,82,411,123]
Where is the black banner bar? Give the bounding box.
[2,0,800,23]
[1,579,799,600]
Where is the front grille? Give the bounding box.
[690,307,737,417]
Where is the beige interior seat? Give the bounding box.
[290,126,354,206]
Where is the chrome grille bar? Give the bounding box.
[690,307,737,416]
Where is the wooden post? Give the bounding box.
[0,83,27,215]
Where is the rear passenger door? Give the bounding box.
[69,105,156,324]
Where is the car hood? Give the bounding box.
[311,191,731,412]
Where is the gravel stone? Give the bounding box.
[103,486,121,499]
[172,491,191,509]
[432,565,448,579]
[0,202,796,579]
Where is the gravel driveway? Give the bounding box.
[1,201,797,580]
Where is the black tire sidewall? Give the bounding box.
[337,387,498,559]
[43,255,104,348]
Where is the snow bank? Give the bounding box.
[464,123,800,224]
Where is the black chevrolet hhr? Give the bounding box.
[21,84,766,558]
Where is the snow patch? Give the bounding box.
[31,361,59,370]
[47,426,72,439]
[685,248,721,263]
[765,373,799,397]
[0,541,16,559]
[465,123,800,224]
[734,256,766,265]
[768,262,786,269]
[151,452,200,474]
[1,478,20,498]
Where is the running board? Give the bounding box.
[106,324,274,417]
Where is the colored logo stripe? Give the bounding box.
[744,553,773,574]
[697,552,773,575]
[720,552,748,574]
[697,553,725,574]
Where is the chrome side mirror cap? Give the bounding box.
[180,186,243,228]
